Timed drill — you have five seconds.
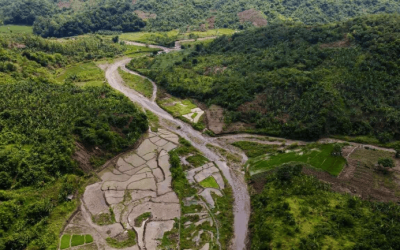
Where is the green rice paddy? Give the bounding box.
[0,25,32,34]
[60,234,93,249]
[248,144,346,176]
[199,176,220,189]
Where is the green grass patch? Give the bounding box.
[118,68,153,98]
[199,176,219,189]
[134,212,151,227]
[106,230,136,248]
[56,62,105,87]
[186,154,209,167]
[124,45,161,56]
[119,30,179,46]
[248,144,346,176]
[146,110,160,132]
[60,235,71,249]
[350,148,393,168]
[71,235,85,247]
[232,141,279,158]
[0,25,32,34]
[159,97,197,116]
[92,209,116,226]
[85,235,94,244]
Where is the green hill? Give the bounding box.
[1,0,400,36]
[127,14,400,142]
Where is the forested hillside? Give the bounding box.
[2,0,400,36]
[133,0,400,31]
[128,14,400,142]
[33,2,145,38]
[0,34,148,249]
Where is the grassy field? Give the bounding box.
[106,230,136,248]
[199,176,219,189]
[119,29,235,45]
[186,154,209,167]
[232,141,280,158]
[134,212,151,227]
[118,68,153,98]
[0,25,32,34]
[56,62,105,87]
[177,28,235,40]
[146,110,160,132]
[124,45,161,56]
[158,97,197,116]
[120,30,179,44]
[248,144,346,176]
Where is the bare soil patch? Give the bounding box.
[207,16,216,29]
[73,142,97,172]
[237,9,268,27]
[134,10,157,20]
[238,93,268,115]
[320,35,351,49]
[57,1,71,9]
[205,105,225,134]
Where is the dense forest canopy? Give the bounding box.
[33,2,145,38]
[0,34,148,249]
[1,0,400,35]
[132,0,400,31]
[128,14,400,141]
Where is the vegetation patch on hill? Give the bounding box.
[250,165,400,249]
[129,14,400,143]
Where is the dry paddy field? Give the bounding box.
[60,128,231,250]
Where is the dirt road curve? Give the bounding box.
[105,51,250,249]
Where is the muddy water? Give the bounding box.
[106,57,250,249]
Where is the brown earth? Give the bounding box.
[238,9,268,27]
[205,104,225,134]
[73,141,96,172]
[204,66,227,76]
[134,10,157,20]
[57,1,71,9]
[320,35,351,49]
[238,93,268,115]
[207,16,216,29]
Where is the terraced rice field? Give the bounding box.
[60,128,232,250]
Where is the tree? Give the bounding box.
[331,144,342,156]
[0,171,12,189]
[112,36,119,43]
[378,157,395,174]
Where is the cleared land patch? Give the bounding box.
[56,62,105,87]
[0,25,32,34]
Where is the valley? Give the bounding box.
[1,1,400,250]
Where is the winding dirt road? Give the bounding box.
[105,39,398,250]
[105,41,250,249]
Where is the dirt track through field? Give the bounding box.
[105,40,250,249]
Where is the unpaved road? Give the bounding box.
[105,45,250,249]
[106,39,397,250]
